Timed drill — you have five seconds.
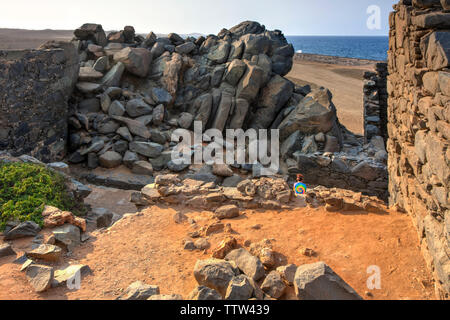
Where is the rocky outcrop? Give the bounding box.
[66,20,358,178]
[388,1,450,298]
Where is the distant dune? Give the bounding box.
[0,28,204,50]
[0,28,74,50]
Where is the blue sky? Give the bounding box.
[0,0,397,35]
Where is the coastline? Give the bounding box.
[294,52,385,66]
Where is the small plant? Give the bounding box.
[0,162,76,231]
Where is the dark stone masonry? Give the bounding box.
[0,43,79,162]
[363,62,388,144]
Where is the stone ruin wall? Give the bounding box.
[0,43,79,162]
[363,62,388,144]
[388,0,450,298]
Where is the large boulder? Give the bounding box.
[278,88,337,141]
[113,47,152,77]
[207,41,231,64]
[293,262,363,300]
[229,21,266,38]
[236,63,264,103]
[250,75,294,129]
[74,24,107,46]
[189,93,213,129]
[224,59,247,86]
[211,93,233,131]
[193,259,239,296]
[229,98,249,129]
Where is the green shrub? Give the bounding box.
[0,162,76,231]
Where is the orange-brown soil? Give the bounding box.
[0,193,435,300]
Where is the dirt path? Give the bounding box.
[287,61,375,135]
[0,202,434,300]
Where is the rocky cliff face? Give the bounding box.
[0,43,79,162]
[388,0,450,298]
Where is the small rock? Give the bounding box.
[173,211,188,224]
[148,294,183,300]
[0,243,15,258]
[187,286,222,300]
[214,205,240,219]
[118,281,160,300]
[194,238,210,250]
[299,247,316,257]
[26,244,62,262]
[132,161,153,175]
[276,264,297,285]
[225,275,254,300]
[92,208,114,228]
[52,224,81,252]
[184,239,196,251]
[99,151,122,168]
[52,264,91,287]
[225,248,265,281]
[177,112,194,129]
[4,221,41,240]
[26,265,54,293]
[212,236,238,259]
[212,164,234,177]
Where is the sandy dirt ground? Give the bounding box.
[286,60,375,135]
[0,189,435,300]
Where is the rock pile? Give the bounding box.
[67,21,299,171]
[188,251,362,300]
[305,185,388,213]
[131,173,293,210]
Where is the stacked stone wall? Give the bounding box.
[363,62,388,144]
[388,0,450,298]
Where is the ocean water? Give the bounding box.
[286,36,389,61]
